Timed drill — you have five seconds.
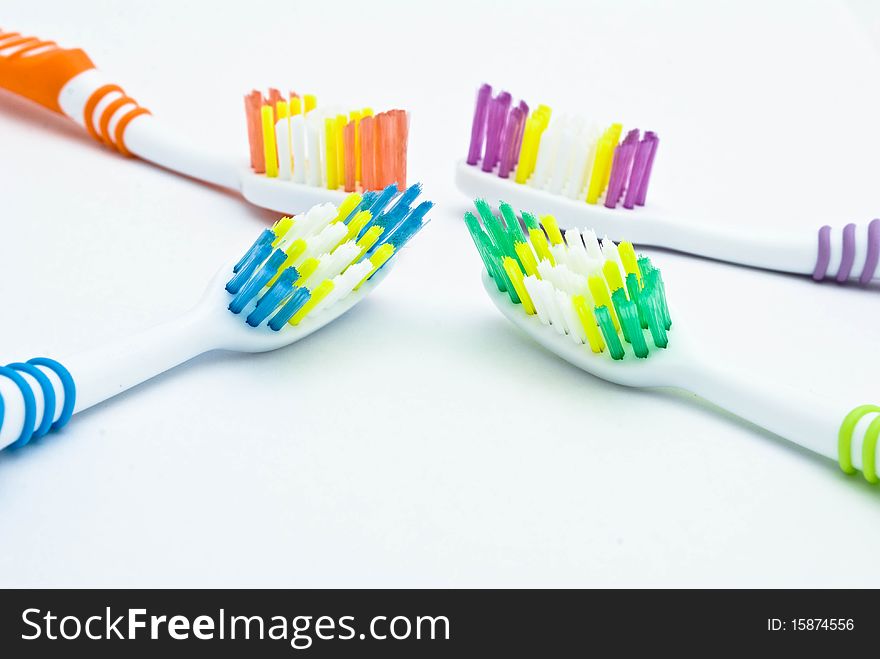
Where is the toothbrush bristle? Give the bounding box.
[245,89,409,193]
[465,200,671,360]
[228,186,432,330]
[466,84,659,209]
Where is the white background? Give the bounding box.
[1,0,880,587]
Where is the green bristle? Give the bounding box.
[639,257,671,330]
[483,237,511,293]
[618,299,649,358]
[625,272,648,329]
[475,199,516,261]
[464,211,492,269]
[521,211,540,231]
[499,202,527,245]
[643,282,669,348]
[610,288,631,343]
[595,306,624,360]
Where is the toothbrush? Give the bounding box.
[0,28,410,214]
[455,84,880,285]
[0,187,433,451]
[464,199,880,483]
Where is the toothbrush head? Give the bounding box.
[465,199,673,369]
[224,184,431,345]
[457,84,659,236]
[243,89,409,209]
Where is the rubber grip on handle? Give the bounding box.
[0,357,75,451]
[0,30,95,113]
[839,405,880,483]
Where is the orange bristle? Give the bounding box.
[374,112,387,189]
[360,115,375,191]
[244,90,265,173]
[267,88,284,106]
[393,110,408,191]
[243,88,409,191]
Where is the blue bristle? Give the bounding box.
[233,229,274,274]
[268,286,311,331]
[383,183,421,223]
[228,249,287,314]
[371,201,433,256]
[365,184,399,218]
[346,191,377,224]
[226,243,272,294]
[246,266,299,327]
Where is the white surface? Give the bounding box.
[1,0,880,587]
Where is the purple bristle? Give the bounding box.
[498,106,525,178]
[467,84,492,166]
[605,130,639,209]
[635,132,659,206]
[511,100,529,166]
[482,91,512,173]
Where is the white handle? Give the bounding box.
[454,161,880,283]
[0,309,214,450]
[674,360,879,477]
[57,69,241,190]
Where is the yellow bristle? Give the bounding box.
[304,94,317,113]
[350,110,363,182]
[514,241,539,278]
[514,117,539,184]
[588,274,619,330]
[335,114,346,185]
[344,210,372,243]
[289,280,334,326]
[289,97,302,116]
[503,257,535,315]
[294,257,320,287]
[355,225,384,260]
[541,214,563,245]
[324,118,339,190]
[354,243,394,290]
[271,216,294,244]
[572,295,606,353]
[513,105,551,185]
[275,100,289,119]
[529,228,554,265]
[361,107,373,118]
[602,260,624,292]
[602,123,623,191]
[585,134,613,204]
[618,242,640,284]
[332,193,362,224]
[261,105,278,178]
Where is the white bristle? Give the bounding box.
[290,114,307,184]
[583,229,603,260]
[312,260,372,314]
[540,280,568,336]
[601,236,621,267]
[290,203,337,241]
[303,222,347,261]
[312,242,359,283]
[523,276,549,325]
[274,118,292,180]
[557,289,584,344]
[306,117,321,187]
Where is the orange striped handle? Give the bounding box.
[0,30,94,113]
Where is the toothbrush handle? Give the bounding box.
[0,312,209,452]
[638,216,879,284]
[678,362,880,482]
[0,28,239,189]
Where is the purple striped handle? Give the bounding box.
[813,219,880,284]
